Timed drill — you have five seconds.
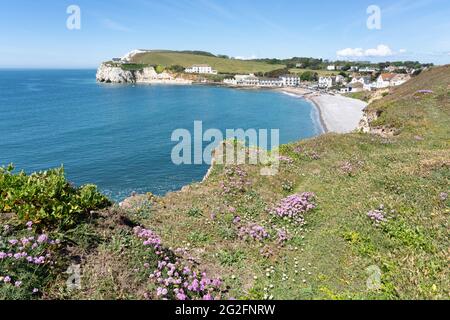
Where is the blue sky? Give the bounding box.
[1,0,449,68]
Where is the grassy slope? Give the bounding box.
[48,66,449,300]
[131,51,284,74]
[289,68,341,77]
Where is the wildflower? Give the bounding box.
[232,216,241,224]
[8,239,18,245]
[439,192,448,201]
[278,156,294,164]
[367,209,386,225]
[239,223,269,241]
[0,252,6,259]
[37,234,48,244]
[32,288,39,294]
[4,276,11,283]
[271,192,316,223]
[26,221,33,228]
[15,281,22,287]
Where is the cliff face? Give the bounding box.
[358,109,396,136]
[96,64,136,83]
[96,63,191,84]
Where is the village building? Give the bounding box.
[390,74,411,86]
[259,78,283,87]
[376,73,396,88]
[318,76,335,88]
[280,75,300,87]
[185,64,218,74]
[242,76,260,86]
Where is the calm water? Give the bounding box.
[0,70,322,201]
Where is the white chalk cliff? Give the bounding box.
[96,63,192,84]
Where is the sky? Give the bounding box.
[0,0,449,68]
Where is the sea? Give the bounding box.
[0,69,323,201]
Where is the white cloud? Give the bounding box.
[337,44,394,58]
[336,48,365,57]
[399,49,407,53]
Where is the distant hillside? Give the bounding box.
[130,50,284,74]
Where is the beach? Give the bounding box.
[279,88,367,133]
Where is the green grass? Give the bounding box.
[130,50,284,74]
[289,68,342,77]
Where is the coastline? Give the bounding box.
[277,87,367,134]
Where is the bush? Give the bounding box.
[0,165,110,228]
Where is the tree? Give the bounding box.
[300,71,318,82]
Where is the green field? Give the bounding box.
[130,50,285,74]
[289,68,342,76]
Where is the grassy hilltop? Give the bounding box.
[1,66,449,300]
[130,50,284,74]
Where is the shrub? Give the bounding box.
[0,165,110,228]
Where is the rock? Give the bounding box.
[96,63,135,83]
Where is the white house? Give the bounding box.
[185,64,218,74]
[318,76,335,88]
[223,78,237,85]
[390,74,411,87]
[360,67,377,73]
[376,73,396,88]
[280,75,300,87]
[259,78,283,87]
[348,82,364,92]
[327,65,336,71]
[335,75,345,84]
[242,76,260,86]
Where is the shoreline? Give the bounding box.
[277,87,367,134]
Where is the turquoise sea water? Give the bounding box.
[0,69,322,201]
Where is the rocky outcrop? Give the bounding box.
[96,63,191,84]
[358,109,397,137]
[96,63,135,83]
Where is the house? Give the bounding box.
[359,67,377,73]
[390,74,411,86]
[376,73,396,88]
[318,76,335,88]
[112,58,122,63]
[185,64,218,74]
[223,78,237,85]
[335,75,345,84]
[295,63,303,68]
[235,74,255,83]
[351,76,371,86]
[327,65,336,71]
[280,75,300,87]
[350,66,359,72]
[242,76,260,86]
[259,78,283,87]
[384,66,398,72]
[348,82,364,93]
